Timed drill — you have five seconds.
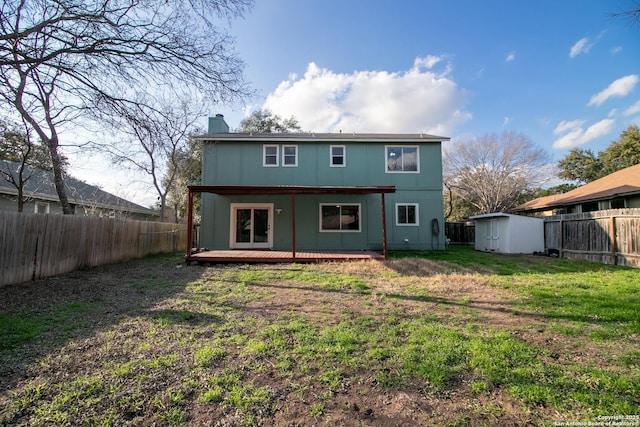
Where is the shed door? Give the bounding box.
[230,204,273,249]
[485,219,499,251]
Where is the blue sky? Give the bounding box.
[69,0,639,205]
[220,0,639,157]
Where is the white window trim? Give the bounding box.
[385,145,420,173]
[34,201,50,214]
[282,144,298,167]
[263,144,279,167]
[319,203,361,233]
[395,203,419,226]
[330,145,346,167]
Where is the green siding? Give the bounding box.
[199,139,446,251]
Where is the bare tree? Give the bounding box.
[164,132,204,223]
[0,0,252,213]
[444,131,551,215]
[0,119,56,212]
[96,95,205,221]
[612,2,640,25]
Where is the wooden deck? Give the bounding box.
[186,249,385,264]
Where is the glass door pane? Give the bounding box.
[236,209,252,243]
[253,209,269,243]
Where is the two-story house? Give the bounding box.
[185,114,449,262]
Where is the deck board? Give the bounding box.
[187,250,384,263]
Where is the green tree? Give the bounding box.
[238,109,303,133]
[599,124,640,175]
[556,125,640,184]
[557,148,604,184]
[0,120,56,212]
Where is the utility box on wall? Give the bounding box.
[470,213,544,254]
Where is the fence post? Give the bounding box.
[610,214,617,265]
[559,218,564,259]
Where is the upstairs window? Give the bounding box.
[320,204,361,232]
[330,145,346,167]
[396,203,419,226]
[386,146,419,173]
[263,145,279,167]
[282,145,298,167]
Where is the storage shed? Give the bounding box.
[470,213,544,254]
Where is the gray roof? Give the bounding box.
[0,160,158,216]
[195,132,450,143]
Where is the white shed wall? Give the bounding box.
[472,214,544,254]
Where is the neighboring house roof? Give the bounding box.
[195,132,450,143]
[515,163,640,212]
[0,160,158,216]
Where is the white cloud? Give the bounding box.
[505,51,515,62]
[413,55,443,70]
[552,118,615,149]
[588,75,639,106]
[610,46,622,55]
[624,100,640,116]
[554,119,586,135]
[263,57,471,135]
[570,37,590,58]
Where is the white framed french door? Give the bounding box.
[229,203,273,249]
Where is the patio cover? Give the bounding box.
[186,185,396,260]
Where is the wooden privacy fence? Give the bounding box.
[544,208,640,268]
[445,221,475,244]
[0,211,187,287]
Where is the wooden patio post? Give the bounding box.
[186,188,194,259]
[381,192,388,259]
[291,194,297,260]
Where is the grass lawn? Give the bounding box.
[1,246,639,426]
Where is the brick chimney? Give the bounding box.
[208,114,230,133]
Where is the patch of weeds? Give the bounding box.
[617,350,640,368]
[320,323,360,361]
[471,380,490,394]
[129,275,175,291]
[107,359,139,378]
[319,368,344,391]
[201,386,224,403]
[11,381,47,411]
[288,382,309,400]
[195,345,227,367]
[224,384,272,412]
[158,407,186,426]
[143,354,178,370]
[309,402,325,418]
[0,313,46,350]
[367,347,392,362]
[396,321,468,389]
[0,302,97,351]
[242,338,271,358]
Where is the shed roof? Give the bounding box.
[515,164,640,212]
[469,212,543,221]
